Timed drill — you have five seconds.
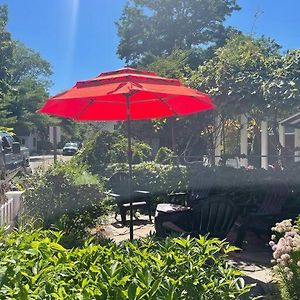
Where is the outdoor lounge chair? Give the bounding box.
[234,180,289,248]
[160,195,239,239]
[108,171,152,225]
[154,167,215,236]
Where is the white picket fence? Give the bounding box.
[0,191,23,228]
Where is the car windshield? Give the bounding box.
[64,143,77,147]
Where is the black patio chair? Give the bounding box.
[154,167,215,236]
[161,195,239,239]
[108,171,152,225]
[172,166,215,206]
[234,180,289,248]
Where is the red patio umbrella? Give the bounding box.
[38,67,216,240]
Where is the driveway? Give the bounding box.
[30,155,72,172]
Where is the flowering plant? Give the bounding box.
[270,218,300,300]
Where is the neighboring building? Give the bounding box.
[280,112,300,129]
[17,128,41,154]
[280,112,300,163]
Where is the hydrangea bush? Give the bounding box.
[270,218,300,299]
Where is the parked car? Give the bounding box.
[0,131,30,181]
[0,131,31,202]
[62,142,79,156]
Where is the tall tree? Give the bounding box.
[10,41,52,88]
[189,34,283,118]
[2,42,53,137]
[0,5,13,101]
[117,0,240,63]
[190,34,300,164]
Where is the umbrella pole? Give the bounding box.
[126,94,134,241]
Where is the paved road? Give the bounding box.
[30,155,72,172]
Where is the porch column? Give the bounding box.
[295,128,300,162]
[214,115,222,166]
[279,124,286,147]
[261,121,268,169]
[240,114,248,168]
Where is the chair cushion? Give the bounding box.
[156,203,190,214]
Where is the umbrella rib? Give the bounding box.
[54,98,124,105]
[92,99,124,104]
[191,95,215,107]
[146,91,179,116]
[74,99,95,120]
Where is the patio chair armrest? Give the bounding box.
[134,190,150,195]
[162,221,187,233]
[106,192,121,199]
[168,192,187,197]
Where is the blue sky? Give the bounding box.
[1,0,299,95]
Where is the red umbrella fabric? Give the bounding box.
[39,67,215,120]
[38,67,215,240]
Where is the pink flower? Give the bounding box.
[269,241,275,247]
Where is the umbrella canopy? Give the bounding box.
[38,67,216,240]
[39,67,215,120]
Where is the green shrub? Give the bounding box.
[270,218,300,300]
[20,162,110,247]
[75,131,121,174]
[75,131,152,175]
[110,137,152,164]
[155,147,175,165]
[0,228,251,299]
[106,162,187,205]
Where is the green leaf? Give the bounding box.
[128,282,137,300]
[82,278,89,289]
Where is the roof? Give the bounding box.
[280,112,300,128]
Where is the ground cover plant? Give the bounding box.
[270,217,300,300]
[0,227,252,299]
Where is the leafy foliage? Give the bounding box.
[107,161,187,205]
[0,228,251,299]
[6,42,54,139]
[144,49,194,81]
[117,0,240,63]
[190,35,271,116]
[75,131,152,175]
[20,162,110,247]
[189,34,300,163]
[0,5,57,143]
[110,136,152,164]
[154,147,176,165]
[0,5,13,101]
[10,41,52,87]
[190,34,300,120]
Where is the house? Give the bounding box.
[280,112,300,163]
[16,128,41,154]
